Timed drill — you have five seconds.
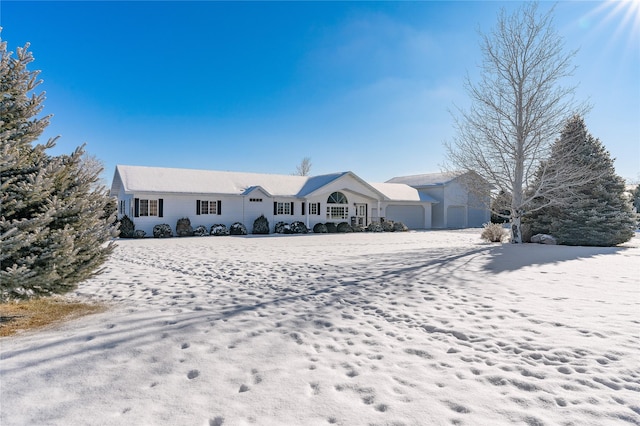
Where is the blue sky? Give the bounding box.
[1,1,639,184]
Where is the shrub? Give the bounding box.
[381,220,394,232]
[153,224,173,238]
[230,222,247,235]
[210,224,229,236]
[325,222,337,233]
[336,222,353,233]
[290,221,308,234]
[313,223,328,233]
[393,222,409,232]
[481,222,506,243]
[176,217,193,237]
[366,222,383,232]
[351,224,365,232]
[134,230,146,238]
[118,215,135,238]
[275,222,290,234]
[193,225,208,236]
[252,215,270,234]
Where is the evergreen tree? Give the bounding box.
[526,116,635,246]
[0,36,117,301]
[632,184,640,213]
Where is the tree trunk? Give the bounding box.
[511,211,522,244]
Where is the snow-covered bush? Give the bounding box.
[230,222,247,235]
[118,215,135,238]
[252,215,270,234]
[481,223,506,243]
[352,224,365,232]
[367,222,384,232]
[193,225,208,236]
[290,221,308,234]
[176,218,193,237]
[153,224,173,238]
[336,222,353,233]
[393,222,409,232]
[382,221,394,232]
[210,224,229,236]
[275,222,290,234]
[134,230,146,238]
[325,222,337,233]
[313,223,328,233]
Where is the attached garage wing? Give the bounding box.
[385,205,425,229]
[447,205,466,228]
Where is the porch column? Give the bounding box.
[305,198,309,229]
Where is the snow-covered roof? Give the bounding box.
[112,165,338,197]
[369,182,438,203]
[111,165,433,203]
[386,171,466,187]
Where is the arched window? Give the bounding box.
[327,192,348,204]
[326,192,348,219]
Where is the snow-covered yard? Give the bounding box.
[1,230,639,426]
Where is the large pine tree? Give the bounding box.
[0,36,117,301]
[526,115,636,246]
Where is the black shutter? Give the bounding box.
[196,200,200,215]
[217,200,222,215]
[290,202,294,215]
[317,202,321,215]
[274,201,278,215]
[302,202,306,215]
[158,199,164,217]
[134,198,139,217]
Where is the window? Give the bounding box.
[309,203,319,215]
[197,200,220,215]
[119,200,126,215]
[327,206,348,220]
[327,192,348,204]
[149,200,158,216]
[276,202,292,215]
[136,198,161,217]
[326,192,348,219]
[249,198,263,202]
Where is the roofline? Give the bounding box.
[303,171,390,200]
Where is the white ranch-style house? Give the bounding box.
[111,165,489,235]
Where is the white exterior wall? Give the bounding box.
[421,187,445,228]
[125,193,245,236]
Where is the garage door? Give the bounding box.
[385,205,424,229]
[447,206,466,228]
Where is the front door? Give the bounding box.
[355,203,367,227]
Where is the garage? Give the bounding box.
[447,205,466,228]
[385,205,425,229]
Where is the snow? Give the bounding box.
[2,230,639,426]
[112,165,426,203]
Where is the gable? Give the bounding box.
[303,172,385,200]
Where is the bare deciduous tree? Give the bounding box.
[294,157,312,176]
[445,2,589,243]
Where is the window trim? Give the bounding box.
[274,201,294,215]
[134,198,163,217]
[196,199,222,215]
